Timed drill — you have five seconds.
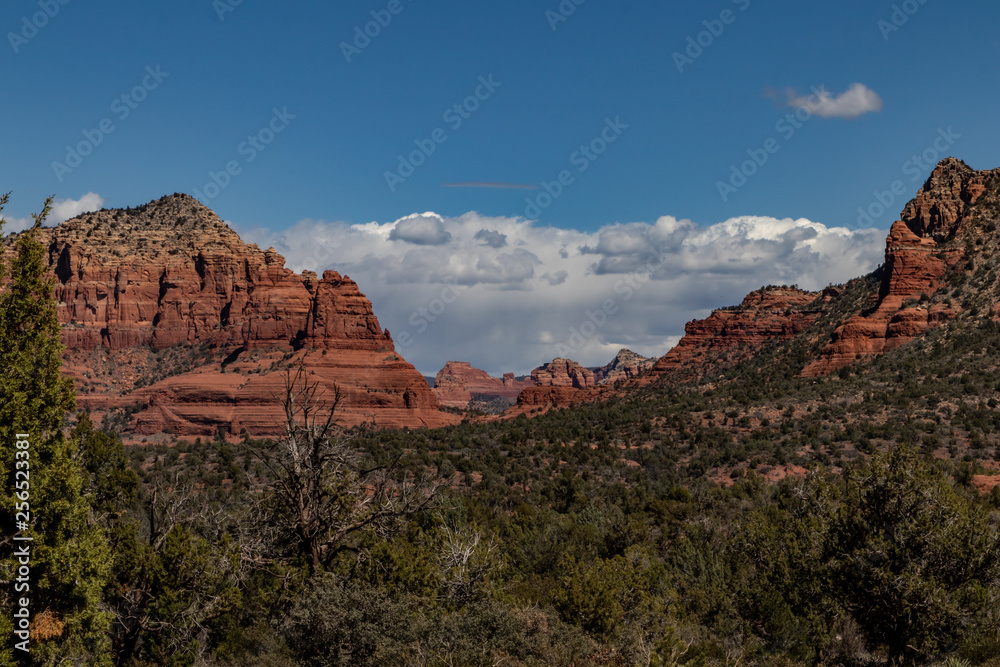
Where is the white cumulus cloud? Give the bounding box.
[3,192,105,233]
[389,213,453,245]
[787,83,883,120]
[237,211,885,377]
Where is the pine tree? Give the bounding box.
[0,197,112,665]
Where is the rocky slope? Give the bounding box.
[15,193,457,435]
[594,349,657,385]
[802,158,990,375]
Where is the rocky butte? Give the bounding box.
[12,193,458,436]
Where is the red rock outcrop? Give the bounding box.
[504,385,604,417]
[651,286,824,376]
[432,361,534,408]
[802,158,984,376]
[13,193,458,435]
[530,358,596,388]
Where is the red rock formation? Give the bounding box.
[651,286,823,376]
[530,358,596,388]
[801,159,982,376]
[432,361,534,408]
[13,193,457,435]
[504,386,603,417]
[642,160,998,381]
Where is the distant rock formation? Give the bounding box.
[432,348,654,413]
[530,358,596,388]
[432,361,533,409]
[594,349,656,384]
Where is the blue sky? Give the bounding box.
[4,0,996,229]
[3,0,998,374]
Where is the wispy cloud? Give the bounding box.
[443,181,538,190]
[787,83,883,120]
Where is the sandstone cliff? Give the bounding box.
[14,193,457,435]
[650,286,825,377]
[530,358,597,388]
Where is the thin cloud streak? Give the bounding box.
[443,181,539,190]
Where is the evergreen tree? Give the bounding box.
[831,446,1000,665]
[0,197,111,665]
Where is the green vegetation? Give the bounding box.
[0,198,112,664]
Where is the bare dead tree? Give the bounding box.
[243,365,444,574]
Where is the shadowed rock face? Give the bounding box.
[650,286,825,376]
[594,349,657,385]
[11,193,457,436]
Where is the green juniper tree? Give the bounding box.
[831,446,1000,666]
[0,196,112,665]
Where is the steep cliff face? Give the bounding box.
[802,158,989,376]
[650,286,825,376]
[17,194,456,435]
[513,386,596,412]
